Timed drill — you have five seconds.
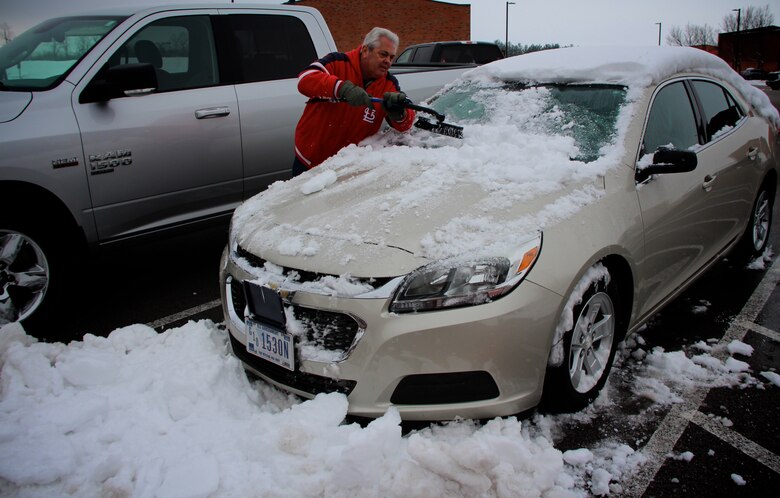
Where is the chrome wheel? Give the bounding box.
[751,190,770,253]
[567,291,615,394]
[0,230,49,324]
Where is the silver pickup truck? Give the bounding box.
[0,3,470,334]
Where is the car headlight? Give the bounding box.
[390,234,542,313]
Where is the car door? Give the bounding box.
[687,79,758,248]
[219,11,322,199]
[73,11,242,242]
[634,79,728,317]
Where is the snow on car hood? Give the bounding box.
[232,108,620,279]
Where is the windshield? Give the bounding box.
[429,82,627,162]
[0,16,125,91]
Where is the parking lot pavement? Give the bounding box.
[627,257,780,496]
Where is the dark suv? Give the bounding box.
[395,41,503,65]
[741,67,769,80]
[766,71,780,90]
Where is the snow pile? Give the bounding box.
[632,339,760,404]
[0,322,593,497]
[1,315,777,496]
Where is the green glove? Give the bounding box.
[338,80,372,107]
[382,92,407,121]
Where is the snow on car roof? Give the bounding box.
[468,46,779,128]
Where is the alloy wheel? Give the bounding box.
[751,190,770,252]
[568,291,615,394]
[0,231,49,324]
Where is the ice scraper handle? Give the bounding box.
[369,97,447,123]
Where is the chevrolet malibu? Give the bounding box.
[220,47,778,421]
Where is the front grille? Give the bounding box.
[229,278,363,357]
[228,332,356,396]
[235,245,393,288]
[236,245,326,284]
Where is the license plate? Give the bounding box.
[246,318,294,371]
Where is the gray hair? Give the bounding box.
[363,27,399,49]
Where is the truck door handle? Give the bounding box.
[195,107,230,119]
[747,146,759,161]
[702,174,717,192]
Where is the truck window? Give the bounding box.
[112,16,218,92]
[395,47,414,63]
[440,46,474,63]
[0,16,125,91]
[227,14,317,83]
[414,45,435,63]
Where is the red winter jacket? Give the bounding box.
[294,46,416,169]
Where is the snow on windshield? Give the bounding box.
[233,75,632,265]
[469,45,779,128]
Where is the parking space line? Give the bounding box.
[146,299,222,330]
[623,256,780,496]
[734,319,780,342]
[683,409,780,474]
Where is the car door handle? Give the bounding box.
[747,146,759,161]
[702,174,717,192]
[195,107,230,119]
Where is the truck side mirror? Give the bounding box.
[80,63,159,104]
[636,148,697,183]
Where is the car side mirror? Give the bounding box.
[80,63,158,104]
[636,148,697,183]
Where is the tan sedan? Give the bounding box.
[220,47,777,421]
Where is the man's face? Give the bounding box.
[360,36,397,81]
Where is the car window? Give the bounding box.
[643,81,699,154]
[109,15,218,92]
[430,82,626,162]
[228,14,317,83]
[691,80,744,142]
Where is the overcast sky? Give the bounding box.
[1,0,778,47]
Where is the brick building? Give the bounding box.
[718,26,780,73]
[286,0,471,52]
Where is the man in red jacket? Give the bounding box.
[292,27,416,176]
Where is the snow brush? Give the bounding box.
[370,97,464,139]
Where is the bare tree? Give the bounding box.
[666,23,716,46]
[722,4,775,31]
[0,22,13,45]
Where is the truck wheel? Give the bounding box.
[542,273,620,413]
[0,217,78,339]
[0,229,49,324]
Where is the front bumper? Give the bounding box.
[219,246,563,421]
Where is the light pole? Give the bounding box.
[505,2,515,57]
[732,8,741,71]
[655,22,661,46]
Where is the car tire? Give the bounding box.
[0,214,79,340]
[541,273,621,413]
[732,180,775,263]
